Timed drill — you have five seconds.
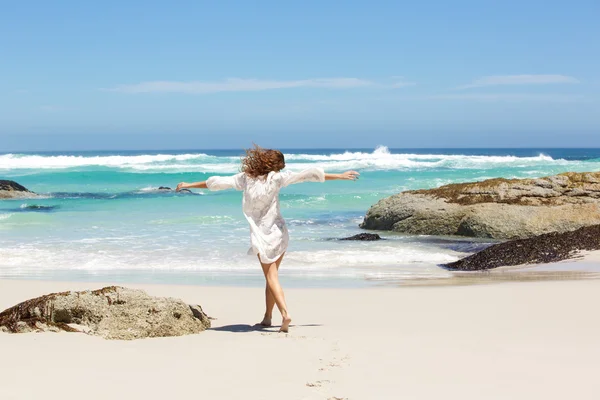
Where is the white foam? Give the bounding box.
[0,213,12,221]
[128,163,241,173]
[284,146,554,163]
[284,246,459,267]
[127,150,575,173]
[124,155,573,174]
[135,186,180,193]
[0,153,215,170]
[0,148,593,174]
[0,239,461,274]
[138,186,159,192]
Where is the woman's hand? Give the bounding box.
[341,171,360,181]
[176,182,189,192]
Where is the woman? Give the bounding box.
[176,145,359,332]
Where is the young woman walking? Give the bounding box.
[177,146,359,332]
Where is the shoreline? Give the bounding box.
[2,250,599,289]
[2,278,600,399]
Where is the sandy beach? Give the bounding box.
[2,273,600,400]
[3,0,599,397]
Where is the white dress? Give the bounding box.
[206,167,326,263]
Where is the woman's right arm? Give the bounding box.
[177,173,245,192]
[176,181,207,191]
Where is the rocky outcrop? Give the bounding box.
[0,180,38,199]
[339,233,382,241]
[444,224,600,270]
[0,286,211,340]
[360,172,600,239]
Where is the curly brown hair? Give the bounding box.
[241,144,285,178]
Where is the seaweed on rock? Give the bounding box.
[444,225,600,271]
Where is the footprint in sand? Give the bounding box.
[259,332,307,339]
[319,354,351,371]
[305,380,331,388]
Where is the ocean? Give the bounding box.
[2,146,600,287]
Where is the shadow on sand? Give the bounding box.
[211,323,322,333]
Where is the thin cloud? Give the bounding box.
[456,74,579,90]
[389,76,417,88]
[105,78,374,94]
[103,77,415,94]
[427,93,584,102]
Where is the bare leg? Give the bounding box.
[259,284,275,326]
[258,254,282,326]
[259,253,291,332]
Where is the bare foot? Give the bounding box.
[258,317,272,327]
[279,316,292,333]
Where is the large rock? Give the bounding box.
[0,180,38,199]
[0,286,211,340]
[360,172,600,239]
[444,224,600,270]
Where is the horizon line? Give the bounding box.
[3,146,600,154]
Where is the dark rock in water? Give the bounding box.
[0,180,38,199]
[0,180,29,192]
[361,172,600,239]
[340,233,382,241]
[19,204,57,212]
[157,186,192,193]
[444,224,600,271]
[0,286,211,340]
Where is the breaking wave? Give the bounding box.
[0,213,12,221]
[0,153,218,170]
[0,146,584,173]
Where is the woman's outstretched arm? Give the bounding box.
[177,173,246,192]
[280,168,359,187]
[325,171,360,181]
[176,181,207,191]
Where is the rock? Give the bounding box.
[340,233,382,241]
[444,224,600,270]
[156,186,193,193]
[0,286,211,340]
[0,180,39,199]
[0,180,29,192]
[18,204,57,212]
[360,172,600,239]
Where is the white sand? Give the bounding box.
[578,249,600,263]
[2,278,600,400]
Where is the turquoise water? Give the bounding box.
[2,146,600,287]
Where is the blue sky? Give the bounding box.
[1,0,599,151]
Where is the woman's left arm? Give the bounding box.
[325,171,360,181]
[280,168,359,187]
